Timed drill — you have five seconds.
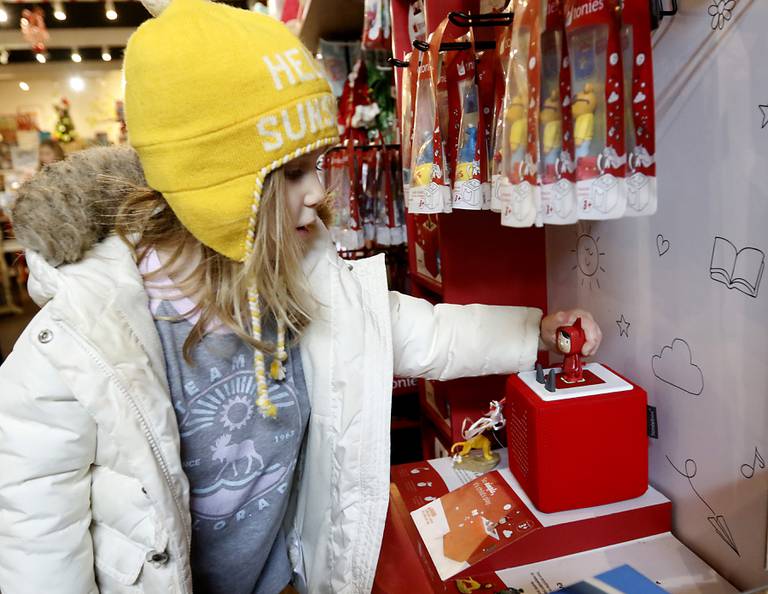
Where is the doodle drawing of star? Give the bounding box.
[760,105,768,129]
[616,314,631,338]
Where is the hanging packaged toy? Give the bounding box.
[358,148,379,246]
[373,147,407,246]
[565,0,626,220]
[338,58,373,146]
[621,0,656,216]
[442,44,463,184]
[363,0,392,51]
[476,49,496,209]
[408,24,452,214]
[540,0,578,224]
[500,0,542,228]
[325,147,364,251]
[400,52,419,208]
[384,146,407,245]
[490,26,513,212]
[451,45,484,210]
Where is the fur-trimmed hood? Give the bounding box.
[10,146,146,267]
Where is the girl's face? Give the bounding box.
[283,149,326,239]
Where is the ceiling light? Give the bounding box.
[19,81,29,91]
[35,52,47,64]
[101,46,112,62]
[0,48,8,65]
[71,47,82,63]
[53,1,66,20]
[69,76,85,92]
[0,3,8,24]
[105,0,118,21]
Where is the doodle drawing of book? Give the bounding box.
[709,236,764,298]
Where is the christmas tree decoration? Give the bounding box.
[53,98,77,144]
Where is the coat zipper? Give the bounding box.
[58,320,192,581]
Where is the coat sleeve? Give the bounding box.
[0,327,98,594]
[389,291,543,380]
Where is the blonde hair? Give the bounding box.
[115,167,326,363]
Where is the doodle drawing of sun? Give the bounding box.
[571,225,606,289]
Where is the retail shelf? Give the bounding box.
[298,0,365,53]
[391,417,421,431]
[419,396,451,444]
[409,272,443,297]
[392,377,420,398]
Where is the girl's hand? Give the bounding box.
[540,309,602,356]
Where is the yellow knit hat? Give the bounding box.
[124,0,339,418]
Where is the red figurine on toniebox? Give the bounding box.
[505,318,648,513]
[558,317,586,383]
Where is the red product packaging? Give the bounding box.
[325,147,364,251]
[490,26,513,212]
[362,0,392,50]
[409,21,453,214]
[505,363,648,513]
[500,0,542,229]
[379,448,670,591]
[449,46,485,210]
[476,49,497,209]
[565,0,627,219]
[401,52,420,206]
[621,0,657,216]
[540,0,579,224]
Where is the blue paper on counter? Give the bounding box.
[559,564,669,594]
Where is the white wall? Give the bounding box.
[546,0,767,588]
[0,67,124,144]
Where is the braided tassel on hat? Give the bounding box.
[245,186,278,419]
[270,322,288,381]
[243,140,339,419]
[248,286,277,419]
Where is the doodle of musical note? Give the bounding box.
[741,447,765,479]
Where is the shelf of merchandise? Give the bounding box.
[391,0,548,452]
[298,0,366,53]
[409,271,443,298]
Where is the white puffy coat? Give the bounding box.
[0,224,541,594]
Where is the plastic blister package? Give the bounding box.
[325,148,364,251]
[540,0,578,224]
[490,27,514,212]
[400,52,419,208]
[565,0,626,220]
[408,28,453,214]
[451,50,484,210]
[621,0,656,217]
[500,0,542,228]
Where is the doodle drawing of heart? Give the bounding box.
[657,234,670,257]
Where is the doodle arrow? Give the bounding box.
[708,515,740,556]
[760,105,768,129]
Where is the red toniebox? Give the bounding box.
[505,363,648,513]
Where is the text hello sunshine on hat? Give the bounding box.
[124,0,339,418]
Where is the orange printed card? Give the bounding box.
[411,470,542,580]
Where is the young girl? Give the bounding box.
[0,1,601,593]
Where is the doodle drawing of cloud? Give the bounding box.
[652,338,704,395]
